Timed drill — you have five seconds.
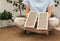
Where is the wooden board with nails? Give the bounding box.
[24,11,38,28]
[37,12,48,30]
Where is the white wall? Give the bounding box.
[0,0,20,19]
[53,3,60,20]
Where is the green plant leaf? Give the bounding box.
[0,10,12,20]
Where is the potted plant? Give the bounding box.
[7,0,12,3]
[0,10,12,27]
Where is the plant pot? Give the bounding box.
[7,20,15,26]
[0,20,2,27]
[1,20,8,27]
[0,20,15,27]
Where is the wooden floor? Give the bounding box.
[0,26,60,41]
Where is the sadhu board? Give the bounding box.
[37,12,48,30]
[24,11,38,28]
